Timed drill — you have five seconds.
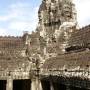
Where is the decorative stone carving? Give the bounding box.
[38,0,77,55]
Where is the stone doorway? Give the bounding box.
[13,79,31,90]
[53,82,66,90]
[41,80,50,90]
[0,80,6,90]
[70,86,88,90]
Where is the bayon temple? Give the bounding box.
[0,0,90,90]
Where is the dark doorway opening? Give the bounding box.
[13,79,31,90]
[0,80,6,90]
[41,80,50,90]
[70,86,88,90]
[53,82,66,90]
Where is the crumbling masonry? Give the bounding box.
[0,0,90,90]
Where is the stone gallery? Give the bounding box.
[0,0,90,90]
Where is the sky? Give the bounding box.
[0,0,90,36]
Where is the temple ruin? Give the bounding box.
[0,0,90,90]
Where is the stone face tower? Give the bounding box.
[38,0,77,57]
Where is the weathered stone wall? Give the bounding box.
[38,0,77,58]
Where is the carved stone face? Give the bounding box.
[62,4,72,20]
[46,0,51,4]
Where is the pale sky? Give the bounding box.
[0,0,89,36]
[74,0,90,27]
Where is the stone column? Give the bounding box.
[66,85,70,90]
[31,78,43,90]
[31,79,36,90]
[36,77,39,90]
[37,80,43,90]
[6,77,13,90]
[50,81,54,90]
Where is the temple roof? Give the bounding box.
[0,57,29,71]
[42,50,90,70]
[0,36,25,49]
[68,25,90,47]
[0,35,29,73]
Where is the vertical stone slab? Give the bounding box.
[31,79,36,90]
[35,77,43,90]
[50,81,54,90]
[6,77,13,90]
[36,77,39,90]
[38,80,43,90]
[31,78,43,90]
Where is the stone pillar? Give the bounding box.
[50,81,54,90]
[36,77,39,90]
[31,78,43,90]
[38,80,43,90]
[66,85,70,90]
[6,77,13,90]
[31,79,36,90]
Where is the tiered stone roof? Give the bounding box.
[42,50,90,70]
[0,35,30,79]
[41,24,90,78]
[0,36,25,49]
[68,25,90,47]
[0,0,90,81]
